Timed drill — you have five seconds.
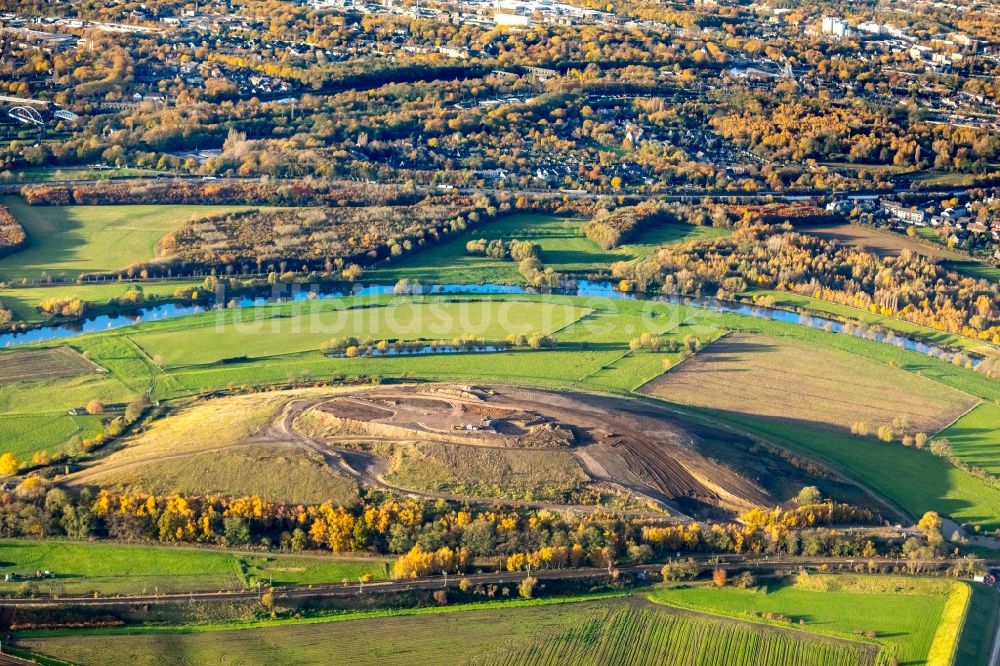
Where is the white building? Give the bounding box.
[883,202,926,225]
[857,21,883,35]
[821,16,849,38]
[495,12,531,27]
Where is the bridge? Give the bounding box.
[7,106,44,127]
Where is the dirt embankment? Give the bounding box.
[292,385,776,516]
[65,383,787,518]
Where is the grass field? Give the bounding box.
[0,540,242,595]
[0,371,135,416]
[681,407,1000,531]
[0,279,203,324]
[0,367,137,458]
[371,213,728,284]
[955,584,1000,666]
[0,414,103,459]
[0,197,257,281]
[937,402,1000,477]
[941,260,1000,284]
[0,372,236,454]
[131,299,591,368]
[642,333,978,434]
[93,444,360,505]
[0,539,390,596]
[0,292,996,530]
[17,596,876,666]
[907,169,987,187]
[239,553,391,586]
[649,575,955,664]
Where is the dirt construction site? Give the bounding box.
[67,384,796,520]
[287,384,775,518]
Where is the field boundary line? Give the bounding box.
[12,592,632,638]
[545,306,596,337]
[633,331,731,394]
[121,335,191,397]
[571,349,633,387]
[572,309,704,388]
[645,593,882,654]
[933,400,985,438]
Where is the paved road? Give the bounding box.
[991,615,1000,666]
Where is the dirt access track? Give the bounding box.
[287,384,774,518]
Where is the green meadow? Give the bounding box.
[0,539,390,596]
[679,407,1000,531]
[0,280,203,324]
[0,289,996,534]
[17,595,878,666]
[938,401,1000,477]
[131,299,592,367]
[371,213,728,284]
[649,575,959,665]
[0,197,257,281]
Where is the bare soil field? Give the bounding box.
[298,389,575,449]
[803,222,962,260]
[0,346,98,385]
[640,334,977,434]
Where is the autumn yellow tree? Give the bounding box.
[712,568,728,587]
[0,453,18,476]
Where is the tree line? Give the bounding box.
[20,180,421,208]
[0,484,930,576]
